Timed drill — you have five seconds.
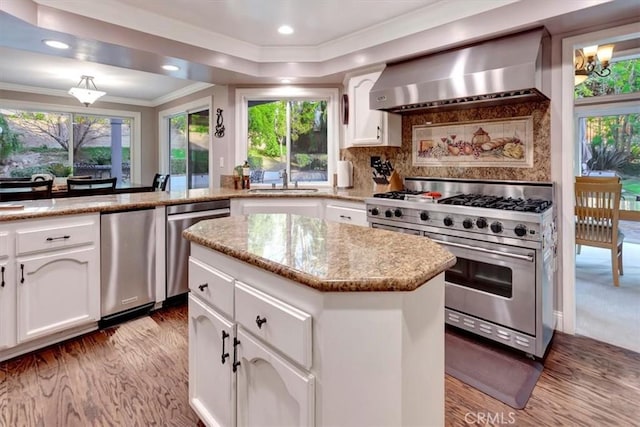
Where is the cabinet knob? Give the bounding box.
[198,283,208,291]
[255,315,267,329]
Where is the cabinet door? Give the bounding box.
[189,295,235,427]
[231,198,323,218]
[236,329,315,427]
[349,73,383,146]
[0,258,16,350]
[17,246,99,343]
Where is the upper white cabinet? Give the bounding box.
[344,71,401,148]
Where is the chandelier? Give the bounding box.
[68,75,106,106]
[574,44,614,86]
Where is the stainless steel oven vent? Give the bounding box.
[370,28,550,113]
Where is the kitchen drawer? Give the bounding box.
[0,232,10,259]
[15,216,97,256]
[325,203,367,226]
[189,257,234,318]
[235,281,312,369]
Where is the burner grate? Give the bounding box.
[438,194,551,213]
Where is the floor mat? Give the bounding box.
[445,328,543,409]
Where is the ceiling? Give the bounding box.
[1,0,639,106]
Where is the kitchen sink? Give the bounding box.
[247,188,319,194]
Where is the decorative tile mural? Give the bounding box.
[412,116,533,168]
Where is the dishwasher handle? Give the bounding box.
[166,208,230,222]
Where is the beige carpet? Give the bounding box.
[575,242,640,353]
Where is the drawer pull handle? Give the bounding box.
[20,264,24,284]
[198,283,208,291]
[255,315,267,329]
[221,331,230,364]
[1,266,4,287]
[46,235,71,242]
[232,337,241,372]
[339,215,352,220]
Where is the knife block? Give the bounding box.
[374,183,390,193]
[388,171,403,191]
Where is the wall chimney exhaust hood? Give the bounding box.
[370,28,550,113]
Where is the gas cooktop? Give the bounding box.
[373,190,552,213]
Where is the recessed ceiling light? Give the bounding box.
[162,64,180,71]
[281,79,292,84]
[43,39,70,49]
[278,25,294,35]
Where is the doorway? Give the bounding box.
[572,38,640,353]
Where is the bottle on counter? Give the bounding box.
[242,160,251,189]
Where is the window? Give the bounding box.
[575,58,640,98]
[0,107,134,183]
[236,88,339,187]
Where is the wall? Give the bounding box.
[341,100,551,192]
[0,89,156,184]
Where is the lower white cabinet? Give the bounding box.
[17,246,100,343]
[236,328,314,427]
[189,294,235,427]
[0,213,100,361]
[324,200,367,226]
[230,198,323,218]
[188,255,315,427]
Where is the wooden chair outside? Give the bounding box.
[575,176,621,184]
[575,180,624,286]
[66,177,117,196]
[0,180,53,202]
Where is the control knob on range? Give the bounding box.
[490,221,503,233]
[476,217,488,229]
[443,216,454,227]
[370,207,379,216]
[420,211,430,221]
[514,224,528,237]
[394,208,402,218]
[463,218,473,229]
[385,209,393,218]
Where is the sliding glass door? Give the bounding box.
[168,108,210,191]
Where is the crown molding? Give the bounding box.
[0,81,214,107]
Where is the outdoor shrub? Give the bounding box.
[9,166,48,178]
[47,163,73,177]
[588,144,630,171]
[0,114,22,164]
[309,155,328,170]
[87,147,112,165]
[248,155,263,170]
[170,158,186,174]
[294,153,312,169]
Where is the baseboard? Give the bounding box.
[554,310,565,333]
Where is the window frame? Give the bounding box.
[0,99,141,183]
[235,87,339,187]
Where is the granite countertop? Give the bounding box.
[0,187,370,221]
[184,213,456,292]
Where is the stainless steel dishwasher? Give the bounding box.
[166,200,230,300]
[101,208,156,321]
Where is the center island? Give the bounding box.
[183,213,456,427]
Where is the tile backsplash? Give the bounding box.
[341,100,551,192]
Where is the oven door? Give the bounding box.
[425,231,537,335]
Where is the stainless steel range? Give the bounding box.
[366,178,557,358]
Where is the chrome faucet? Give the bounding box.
[281,170,288,189]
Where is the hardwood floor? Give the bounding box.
[2,303,639,426]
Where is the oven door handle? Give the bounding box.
[429,238,534,262]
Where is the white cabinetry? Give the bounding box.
[0,229,15,350]
[324,200,367,226]
[345,71,401,147]
[230,198,323,218]
[0,213,100,361]
[188,251,315,427]
[188,243,445,426]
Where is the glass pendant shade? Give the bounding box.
[68,76,106,106]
